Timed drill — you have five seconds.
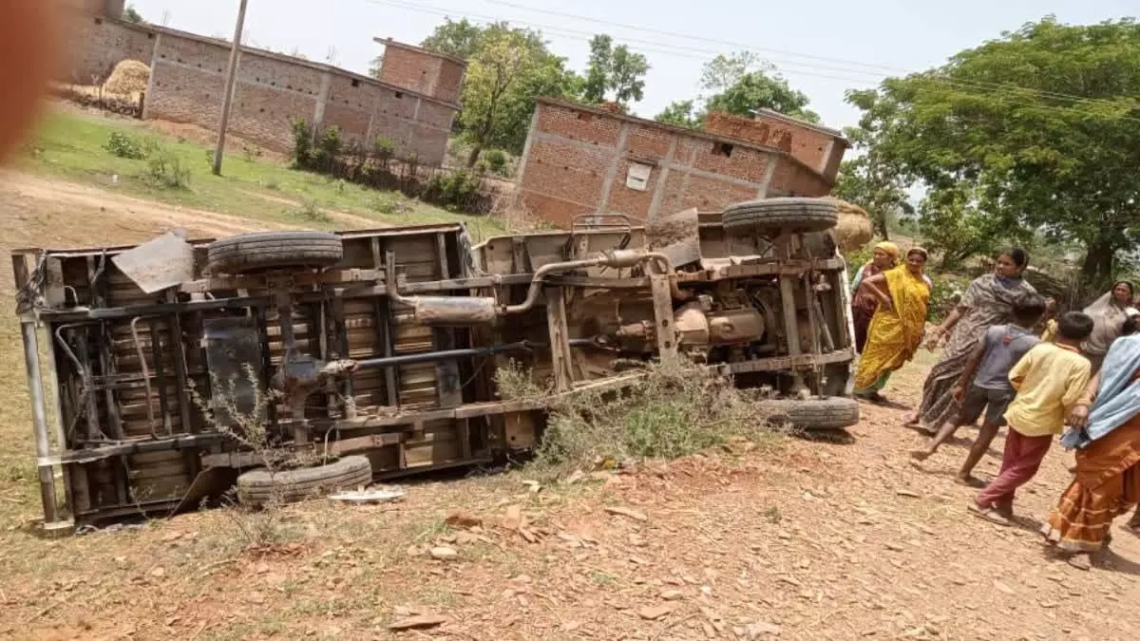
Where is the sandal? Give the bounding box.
[1066,553,1092,571]
[967,503,1010,526]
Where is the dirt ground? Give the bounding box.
[0,171,380,239]
[0,173,1138,641]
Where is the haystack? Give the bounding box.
[103,60,151,95]
[824,197,874,252]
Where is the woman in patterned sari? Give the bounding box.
[854,248,932,403]
[1042,333,1140,570]
[903,248,1037,431]
[850,241,900,353]
[1081,281,1136,375]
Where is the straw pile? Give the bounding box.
[825,197,874,252]
[103,60,151,95]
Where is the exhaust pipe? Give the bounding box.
[385,250,689,326]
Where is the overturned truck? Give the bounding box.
[13,198,859,530]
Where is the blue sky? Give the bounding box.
[131,0,1135,131]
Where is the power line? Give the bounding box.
[371,0,892,78]
[481,0,1138,110]
[365,0,883,85]
[374,0,1137,112]
[486,0,907,74]
[363,0,1140,123]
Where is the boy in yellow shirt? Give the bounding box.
[969,312,1095,526]
[1038,298,1059,343]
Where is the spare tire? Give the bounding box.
[236,455,372,507]
[760,397,860,432]
[722,198,839,236]
[207,231,343,274]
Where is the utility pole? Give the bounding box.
[213,0,249,176]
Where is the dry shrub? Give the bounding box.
[493,358,550,402]
[141,148,190,189]
[103,60,151,95]
[518,358,779,476]
[188,368,302,550]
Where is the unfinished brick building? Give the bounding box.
[59,2,465,165]
[516,98,849,228]
[704,110,846,183]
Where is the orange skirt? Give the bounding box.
[1042,418,1140,552]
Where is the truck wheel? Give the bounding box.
[207,231,343,274]
[760,397,860,432]
[722,198,839,236]
[235,455,372,507]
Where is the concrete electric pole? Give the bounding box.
[213,0,249,176]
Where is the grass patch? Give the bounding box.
[512,358,782,477]
[293,198,330,223]
[20,109,504,237]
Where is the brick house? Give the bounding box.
[516,98,849,228]
[58,2,465,166]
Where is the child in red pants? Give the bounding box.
[969,312,1095,525]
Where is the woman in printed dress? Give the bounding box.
[903,248,1037,432]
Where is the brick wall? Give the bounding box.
[58,16,461,165]
[60,0,124,17]
[517,100,833,228]
[704,111,847,182]
[376,40,466,105]
[64,13,155,84]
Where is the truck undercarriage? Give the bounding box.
[12,198,859,531]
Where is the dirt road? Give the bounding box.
[0,171,380,246]
[2,361,1137,641]
[0,170,278,242]
[0,173,1136,640]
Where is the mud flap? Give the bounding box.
[647,207,701,268]
[111,230,195,294]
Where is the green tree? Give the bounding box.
[832,92,915,240]
[850,18,1140,285]
[917,184,1012,270]
[455,26,579,165]
[123,4,145,24]
[421,18,486,60]
[368,55,383,79]
[655,52,820,128]
[582,34,649,108]
[654,100,701,128]
[701,53,819,122]
[699,52,763,93]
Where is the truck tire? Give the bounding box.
[760,397,860,432]
[207,231,343,274]
[235,455,372,507]
[722,198,839,236]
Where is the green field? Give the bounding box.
[18,108,504,238]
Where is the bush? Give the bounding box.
[291,118,314,168]
[293,198,330,223]
[369,194,409,216]
[426,169,483,211]
[843,244,873,272]
[928,274,967,323]
[141,149,190,189]
[512,358,779,476]
[104,132,153,159]
[483,149,509,175]
[312,126,343,172]
[373,137,395,160]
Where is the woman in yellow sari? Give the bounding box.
[854,248,932,403]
